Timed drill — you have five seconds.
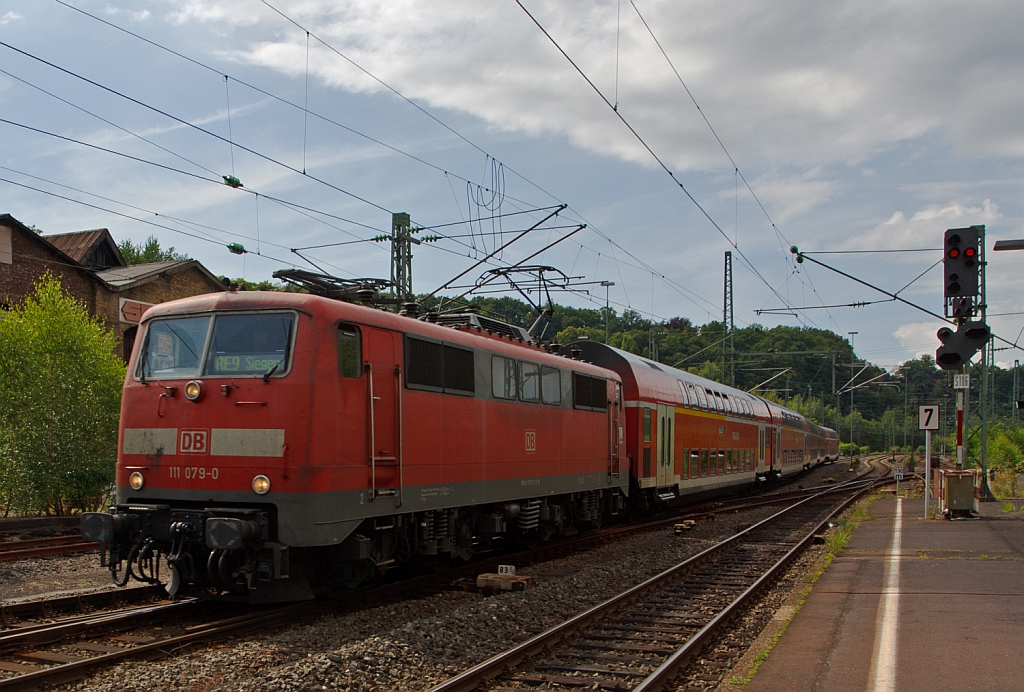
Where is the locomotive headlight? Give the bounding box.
[252,475,271,495]
[184,380,203,401]
[129,472,144,490]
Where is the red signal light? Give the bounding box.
[948,248,960,258]
[964,247,977,257]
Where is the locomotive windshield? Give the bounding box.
[205,313,294,376]
[137,316,210,379]
[136,312,295,379]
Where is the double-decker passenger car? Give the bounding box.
[570,341,838,509]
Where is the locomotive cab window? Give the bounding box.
[204,312,295,377]
[541,366,561,405]
[337,324,361,378]
[137,315,211,379]
[520,362,540,402]
[492,356,517,400]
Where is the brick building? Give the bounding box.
[1,213,224,360]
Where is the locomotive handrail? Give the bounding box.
[395,364,404,508]
[367,361,377,502]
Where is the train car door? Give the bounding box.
[365,328,401,502]
[656,403,674,487]
[609,382,623,479]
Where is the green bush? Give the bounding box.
[0,275,124,515]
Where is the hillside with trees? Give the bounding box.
[435,295,1019,459]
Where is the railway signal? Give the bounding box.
[935,321,991,370]
[943,226,980,300]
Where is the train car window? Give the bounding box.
[406,337,444,390]
[724,394,735,415]
[573,373,608,410]
[204,313,295,377]
[520,362,540,402]
[492,356,517,400]
[695,386,708,412]
[138,315,211,379]
[337,325,361,378]
[714,391,725,413]
[726,449,733,473]
[718,449,726,475]
[541,366,561,405]
[677,380,690,407]
[700,449,709,476]
[444,345,475,394]
[643,408,651,443]
[690,449,699,479]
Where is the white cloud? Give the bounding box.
[893,321,945,360]
[0,11,23,25]
[849,199,1002,253]
[165,0,1024,173]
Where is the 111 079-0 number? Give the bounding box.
[168,466,219,480]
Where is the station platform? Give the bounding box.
[745,492,1024,692]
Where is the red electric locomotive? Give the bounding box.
[83,289,628,601]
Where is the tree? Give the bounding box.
[0,275,124,515]
[118,235,189,265]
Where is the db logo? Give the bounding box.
[179,429,209,455]
[525,430,536,454]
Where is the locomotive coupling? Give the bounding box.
[81,511,134,543]
[206,517,262,550]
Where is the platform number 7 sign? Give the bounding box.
[918,405,940,431]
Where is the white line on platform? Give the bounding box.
[869,497,902,692]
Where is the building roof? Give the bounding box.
[44,228,125,270]
[96,260,224,291]
[0,214,105,284]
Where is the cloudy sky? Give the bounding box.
[2,0,1022,369]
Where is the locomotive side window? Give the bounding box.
[337,325,361,378]
[541,366,561,405]
[138,316,211,379]
[405,337,443,390]
[643,408,651,443]
[520,362,540,402]
[204,313,295,376]
[443,346,475,394]
[492,356,517,399]
[573,373,607,411]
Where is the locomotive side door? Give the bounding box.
[365,328,401,502]
[656,403,674,487]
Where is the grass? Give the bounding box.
[1003,500,1015,513]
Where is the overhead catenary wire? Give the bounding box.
[513,1,807,325]
[51,0,732,326]
[0,40,392,215]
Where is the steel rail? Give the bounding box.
[0,538,98,562]
[633,480,876,691]
[0,601,314,690]
[427,480,880,692]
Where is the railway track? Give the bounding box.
[428,474,884,692]
[0,537,97,562]
[0,461,879,689]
